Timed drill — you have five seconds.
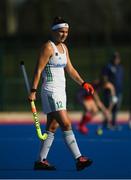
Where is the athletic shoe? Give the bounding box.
[77,125,89,134]
[129,121,131,129]
[34,160,56,170]
[76,156,93,171]
[115,125,122,131]
[107,124,122,131]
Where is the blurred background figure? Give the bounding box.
[76,77,117,135]
[129,111,131,129]
[102,52,124,129]
[128,83,131,129]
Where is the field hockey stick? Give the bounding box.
[20,61,48,140]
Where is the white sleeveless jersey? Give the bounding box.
[42,41,67,91]
[41,41,67,114]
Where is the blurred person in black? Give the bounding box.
[77,77,118,134]
[102,51,124,129]
[129,111,131,129]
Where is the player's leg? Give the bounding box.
[78,99,98,134]
[111,104,117,127]
[112,94,122,129]
[128,110,131,129]
[102,97,111,129]
[54,110,93,170]
[77,111,92,134]
[34,116,58,170]
[78,100,92,134]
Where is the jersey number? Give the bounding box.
[56,101,63,108]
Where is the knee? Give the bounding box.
[61,122,71,131]
[46,123,59,133]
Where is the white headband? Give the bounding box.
[52,23,69,30]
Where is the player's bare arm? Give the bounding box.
[64,45,84,86]
[29,43,53,100]
[104,82,118,111]
[93,92,107,113]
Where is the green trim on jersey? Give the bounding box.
[45,65,53,82]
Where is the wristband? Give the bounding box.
[31,88,37,92]
[82,82,87,87]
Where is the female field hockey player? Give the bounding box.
[28,17,94,171]
[77,76,118,134]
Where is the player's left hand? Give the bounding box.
[82,82,94,95]
[28,92,36,101]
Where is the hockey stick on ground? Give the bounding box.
[20,61,48,140]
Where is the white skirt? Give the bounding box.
[41,87,67,114]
